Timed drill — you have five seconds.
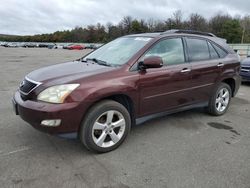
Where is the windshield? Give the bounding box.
[83,37,152,66]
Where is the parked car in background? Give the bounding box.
[3,42,8,47]
[240,56,250,82]
[47,43,56,49]
[1,42,8,47]
[62,43,73,49]
[24,43,37,48]
[13,30,240,153]
[38,43,49,48]
[53,44,64,49]
[0,41,7,46]
[85,44,98,50]
[4,43,18,47]
[67,44,85,50]
[16,42,26,48]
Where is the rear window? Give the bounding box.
[186,38,210,61]
[211,43,228,58]
[208,42,219,59]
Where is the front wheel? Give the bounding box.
[208,83,232,116]
[79,100,131,153]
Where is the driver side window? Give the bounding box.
[144,38,185,65]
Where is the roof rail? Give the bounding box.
[161,29,216,37]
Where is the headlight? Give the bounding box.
[37,84,80,103]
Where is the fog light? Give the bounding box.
[41,119,61,127]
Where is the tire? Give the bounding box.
[208,83,232,116]
[79,100,131,153]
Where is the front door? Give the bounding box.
[138,37,193,116]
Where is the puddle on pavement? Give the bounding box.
[207,122,233,130]
[207,122,241,145]
[230,129,241,135]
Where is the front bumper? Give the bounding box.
[240,71,250,82]
[13,91,85,134]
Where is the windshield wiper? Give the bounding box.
[85,58,111,67]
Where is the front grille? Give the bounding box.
[19,78,39,94]
[241,66,250,72]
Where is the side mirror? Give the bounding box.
[138,56,163,70]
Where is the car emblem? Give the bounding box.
[20,80,25,87]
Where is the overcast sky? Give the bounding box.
[0,0,249,35]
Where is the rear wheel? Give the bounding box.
[80,100,131,153]
[208,83,232,116]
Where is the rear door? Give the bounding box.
[138,37,193,116]
[185,37,223,103]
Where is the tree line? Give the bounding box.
[1,11,250,44]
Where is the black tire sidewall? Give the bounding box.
[80,100,131,153]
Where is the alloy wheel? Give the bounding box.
[215,88,230,112]
[92,110,126,148]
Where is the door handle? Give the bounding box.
[217,63,224,67]
[180,68,191,73]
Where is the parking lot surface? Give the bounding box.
[0,47,250,188]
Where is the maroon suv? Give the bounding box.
[13,30,241,152]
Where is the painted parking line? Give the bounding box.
[0,146,30,157]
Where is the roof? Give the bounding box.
[125,30,221,41]
[126,32,161,38]
[124,29,234,53]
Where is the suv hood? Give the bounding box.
[27,61,113,83]
[241,58,250,66]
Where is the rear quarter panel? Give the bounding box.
[218,54,241,96]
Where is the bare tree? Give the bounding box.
[240,15,250,43]
[209,14,232,36]
[173,10,183,28]
[121,16,133,34]
[188,13,208,31]
[165,10,183,29]
[147,18,155,32]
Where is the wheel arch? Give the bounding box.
[102,94,136,125]
[221,78,236,97]
[78,93,136,136]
